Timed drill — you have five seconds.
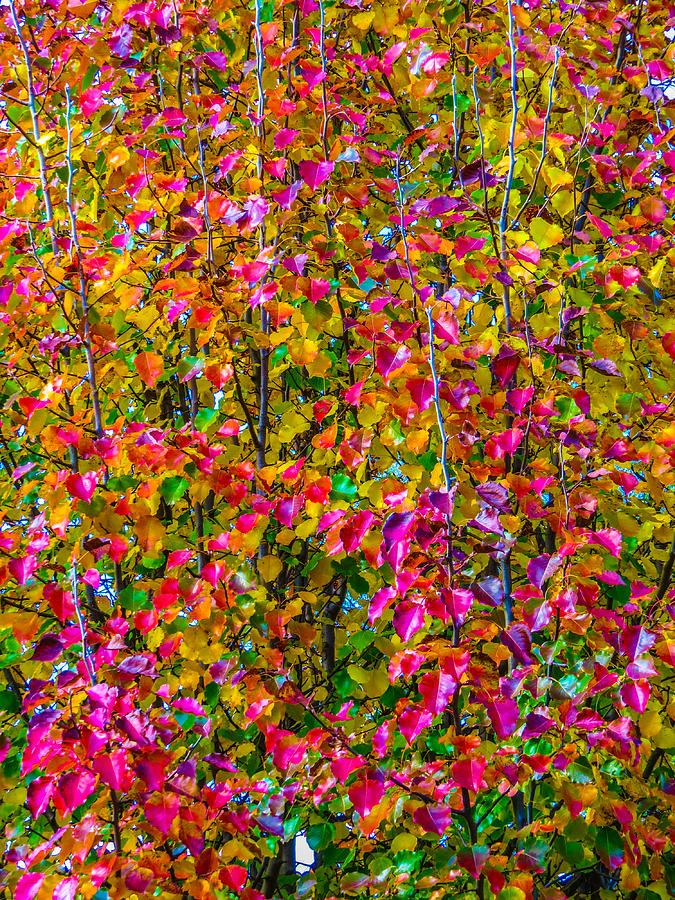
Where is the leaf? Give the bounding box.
[145,792,180,835]
[412,804,452,835]
[299,160,334,190]
[530,217,564,248]
[382,512,414,551]
[452,757,487,793]
[15,873,45,900]
[419,671,456,716]
[348,773,385,817]
[485,697,519,739]
[596,827,625,869]
[135,351,164,387]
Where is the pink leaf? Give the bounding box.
[299,160,334,191]
[53,876,78,900]
[485,428,524,459]
[620,626,655,661]
[398,705,432,745]
[412,804,452,834]
[274,129,299,150]
[592,528,622,558]
[382,512,414,551]
[376,345,411,384]
[348,772,385,817]
[620,679,650,713]
[58,771,96,813]
[454,236,485,260]
[485,697,519,739]
[145,791,180,835]
[27,776,53,818]
[203,51,228,70]
[8,555,37,585]
[65,472,98,503]
[393,601,425,642]
[445,588,474,626]
[93,749,130,792]
[16,873,45,900]
[419,671,456,716]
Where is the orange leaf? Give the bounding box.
[135,351,164,388]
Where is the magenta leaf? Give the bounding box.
[398,705,432,745]
[452,757,487,793]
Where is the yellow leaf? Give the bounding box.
[258,555,283,582]
[288,338,319,366]
[641,711,662,738]
[530,217,564,248]
[655,727,675,749]
[391,832,417,853]
[353,10,374,30]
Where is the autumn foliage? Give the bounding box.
[2,0,675,898]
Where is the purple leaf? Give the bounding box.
[31,634,64,662]
[485,696,519,739]
[527,554,562,589]
[110,23,133,57]
[589,358,621,376]
[475,482,510,511]
[502,623,534,665]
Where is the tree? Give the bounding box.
[0,0,675,897]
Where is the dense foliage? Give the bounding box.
[1,0,675,898]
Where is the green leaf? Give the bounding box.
[160,476,189,503]
[307,822,335,851]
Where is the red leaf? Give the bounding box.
[44,584,74,622]
[457,845,490,879]
[220,865,248,892]
[452,757,487,793]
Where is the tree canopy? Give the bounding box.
[1,0,675,898]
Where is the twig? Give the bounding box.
[513,47,560,226]
[71,563,96,686]
[65,85,104,439]
[8,0,57,254]
[499,0,519,333]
